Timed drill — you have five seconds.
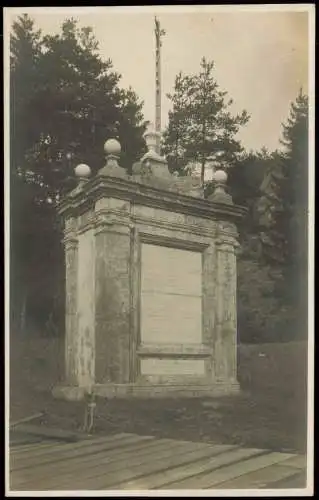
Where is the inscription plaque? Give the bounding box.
[140,243,202,345]
[140,359,205,376]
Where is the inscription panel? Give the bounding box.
[141,243,202,295]
[140,243,202,346]
[140,359,205,376]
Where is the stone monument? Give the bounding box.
[54,128,246,400]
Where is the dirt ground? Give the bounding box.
[9,336,308,454]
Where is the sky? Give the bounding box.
[6,5,311,153]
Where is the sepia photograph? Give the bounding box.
[4,4,314,496]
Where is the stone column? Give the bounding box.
[214,224,239,385]
[56,163,92,400]
[94,139,132,386]
[63,216,79,386]
[202,243,217,380]
[209,168,240,388]
[94,214,131,385]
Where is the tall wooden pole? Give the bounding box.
[154,17,165,155]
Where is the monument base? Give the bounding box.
[52,381,241,401]
[52,385,87,402]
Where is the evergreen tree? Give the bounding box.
[162,58,250,184]
[10,14,147,334]
[257,90,309,336]
[258,91,308,273]
[10,14,42,177]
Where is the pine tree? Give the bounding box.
[10,15,147,334]
[10,14,42,174]
[258,91,308,270]
[257,90,309,335]
[162,58,249,184]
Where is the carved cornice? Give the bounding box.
[216,236,239,251]
[58,175,246,224]
[63,235,78,250]
[215,220,240,250]
[138,231,209,252]
[94,218,131,236]
[77,213,96,235]
[132,214,216,239]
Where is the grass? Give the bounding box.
[9,336,308,455]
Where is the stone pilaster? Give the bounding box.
[63,216,79,386]
[202,243,216,380]
[94,198,131,385]
[213,222,239,385]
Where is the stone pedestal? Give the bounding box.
[54,143,245,400]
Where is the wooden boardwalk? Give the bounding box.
[9,432,307,491]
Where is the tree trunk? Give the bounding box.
[200,157,206,186]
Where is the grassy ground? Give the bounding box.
[9,336,308,455]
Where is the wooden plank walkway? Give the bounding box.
[9,433,307,491]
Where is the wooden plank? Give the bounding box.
[215,463,303,489]
[9,440,52,453]
[34,441,231,487]
[11,433,135,464]
[11,436,180,489]
[50,442,236,491]
[167,451,294,489]
[117,446,260,490]
[277,454,307,470]
[10,433,135,458]
[12,424,81,442]
[265,470,306,489]
[10,433,129,457]
[10,413,45,428]
[14,438,209,491]
[10,441,54,453]
[11,434,152,471]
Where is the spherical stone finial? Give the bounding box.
[74,163,91,178]
[209,167,233,205]
[213,169,228,183]
[104,138,121,156]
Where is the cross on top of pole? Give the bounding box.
[154,16,166,47]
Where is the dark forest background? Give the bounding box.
[10,14,309,344]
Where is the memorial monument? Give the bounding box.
[53,130,245,400]
[53,17,246,400]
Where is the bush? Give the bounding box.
[237,257,304,344]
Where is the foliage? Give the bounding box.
[162,58,249,183]
[238,91,309,342]
[257,90,308,310]
[10,14,147,334]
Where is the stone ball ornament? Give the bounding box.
[104,138,121,156]
[74,163,91,178]
[213,169,228,183]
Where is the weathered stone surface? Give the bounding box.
[76,229,95,388]
[213,223,238,384]
[64,219,78,386]
[140,243,202,347]
[56,172,244,399]
[140,359,206,376]
[95,230,131,384]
